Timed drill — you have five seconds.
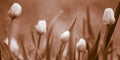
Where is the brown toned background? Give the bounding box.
[0,0,120,58]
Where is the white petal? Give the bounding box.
[60,31,70,42]
[103,8,115,25]
[35,20,47,33]
[8,3,22,18]
[10,37,19,52]
[76,38,86,51]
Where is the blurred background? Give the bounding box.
[0,0,119,59]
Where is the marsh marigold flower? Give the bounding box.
[76,38,86,52]
[103,8,115,25]
[8,3,22,18]
[35,20,47,34]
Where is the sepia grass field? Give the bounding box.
[0,0,120,60]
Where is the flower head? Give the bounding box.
[10,37,19,52]
[60,31,70,43]
[76,38,86,52]
[103,8,115,25]
[35,20,47,34]
[8,2,22,18]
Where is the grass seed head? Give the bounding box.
[60,31,70,43]
[8,2,22,18]
[103,8,115,25]
[35,20,47,34]
[76,38,86,52]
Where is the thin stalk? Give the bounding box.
[78,52,83,60]
[8,18,14,48]
[74,36,78,60]
[48,34,54,60]
[49,34,54,49]
[37,33,42,49]
[31,30,36,48]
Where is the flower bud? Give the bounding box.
[60,31,70,43]
[35,20,47,34]
[10,37,19,52]
[4,37,8,45]
[76,38,86,52]
[103,8,115,25]
[8,3,22,18]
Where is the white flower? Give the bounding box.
[4,37,8,45]
[103,8,115,25]
[10,37,19,52]
[35,20,47,34]
[60,31,70,43]
[8,2,22,18]
[76,38,86,52]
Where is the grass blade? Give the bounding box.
[68,11,78,60]
[48,10,63,31]
[82,19,86,38]
[86,5,94,39]
[88,30,101,60]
